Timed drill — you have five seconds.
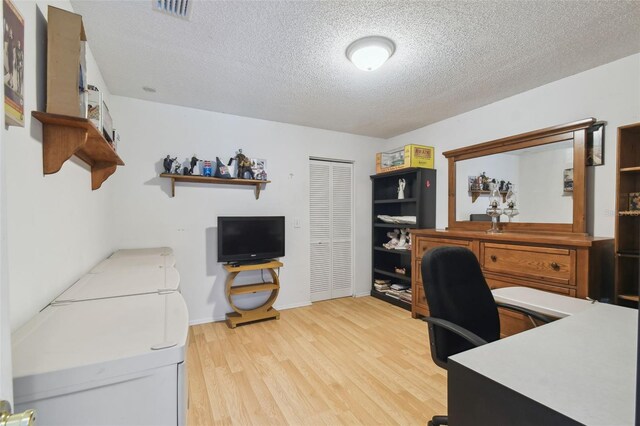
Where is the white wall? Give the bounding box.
[517,145,573,223]
[5,0,115,331]
[455,153,518,220]
[108,96,381,324]
[386,53,640,237]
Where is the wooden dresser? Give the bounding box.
[411,229,613,336]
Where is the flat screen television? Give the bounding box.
[217,216,285,264]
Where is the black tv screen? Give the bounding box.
[217,216,285,263]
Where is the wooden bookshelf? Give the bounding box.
[614,122,640,306]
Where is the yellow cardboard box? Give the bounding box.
[376,144,434,174]
[46,6,87,117]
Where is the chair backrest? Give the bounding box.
[421,246,500,368]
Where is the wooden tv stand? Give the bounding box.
[223,260,282,328]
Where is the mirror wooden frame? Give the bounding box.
[443,118,596,235]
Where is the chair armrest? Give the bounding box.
[495,302,553,324]
[422,317,488,347]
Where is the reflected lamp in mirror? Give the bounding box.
[503,184,519,222]
[486,182,503,233]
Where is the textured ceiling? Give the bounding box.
[70,1,640,139]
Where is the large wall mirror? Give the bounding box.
[444,119,597,234]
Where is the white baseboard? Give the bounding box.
[275,301,312,310]
[189,301,312,326]
[189,315,225,326]
[354,291,371,298]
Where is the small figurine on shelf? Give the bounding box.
[214,157,232,178]
[181,157,192,175]
[396,228,409,250]
[382,229,400,250]
[163,155,177,174]
[398,178,406,199]
[189,155,200,175]
[173,161,181,174]
[394,267,406,275]
[202,160,213,177]
[228,149,255,179]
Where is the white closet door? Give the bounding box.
[310,161,332,301]
[330,163,353,298]
[309,160,353,302]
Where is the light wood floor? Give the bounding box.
[186,296,447,425]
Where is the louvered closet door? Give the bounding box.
[309,160,353,302]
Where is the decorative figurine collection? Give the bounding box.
[468,172,511,192]
[382,228,411,250]
[162,149,267,180]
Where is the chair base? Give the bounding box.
[428,415,448,426]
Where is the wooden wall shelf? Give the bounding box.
[32,111,124,190]
[469,190,508,203]
[159,173,270,199]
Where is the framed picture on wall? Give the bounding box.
[3,0,25,127]
[563,168,573,193]
[586,122,605,166]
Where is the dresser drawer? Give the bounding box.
[485,273,577,297]
[414,281,429,312]
[415,237,473,258]
[481,243,575,286]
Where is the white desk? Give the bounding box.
[492,287,594,318]
[448,303,638,425]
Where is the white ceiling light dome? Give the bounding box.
[346,36,395,72]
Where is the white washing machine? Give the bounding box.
[90,253,176,273]
[109,247,174,258]
[53,266,181,303]
[12,292,188,426]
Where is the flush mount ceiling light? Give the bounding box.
[346,36,395,72]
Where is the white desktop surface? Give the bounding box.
[492,286,594,318]
[450,303,637,425]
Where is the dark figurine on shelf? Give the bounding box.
[499,180,506,192]
[173,162,181,174]
[228,149,254,179]
[163,155,177,174]
[189,156,200,175]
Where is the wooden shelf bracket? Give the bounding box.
[33,111,124,190]
[42,125,88,174]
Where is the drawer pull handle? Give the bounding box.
[490,255,497,262]
[550,262,560,271]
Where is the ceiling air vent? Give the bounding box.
[153,0,192,20]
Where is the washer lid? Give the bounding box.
[12,292,188,400]
[53,267,180,303]
[110,247,173,258]
[90,253,176,272]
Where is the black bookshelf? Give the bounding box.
[370,167,436,311]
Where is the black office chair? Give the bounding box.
[421,246,551,426]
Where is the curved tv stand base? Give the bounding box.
[223,260,283,328]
